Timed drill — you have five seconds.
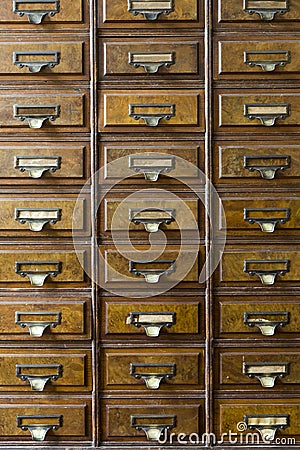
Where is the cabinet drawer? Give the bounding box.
[101,195,200,239]
[0,349,92,392]
[101,38,202,78]
[101,296,204,339]
[100,90,205,133]
[0,195,89,237]
[216,37,300,80]
[215,295,300,339]
[221,195,300,236]
[0,247,89,287]
[0,89,88,133]
[100,141,204,186]
[218,246,300,287]
[216,348,300,391]
[215,399,300,443]
[0,297,91,340]
[217,90,300,132]
[99,0,202,28]
[0,0,85,26]
[102,399,204,442]
[214,142,300,186]
[0,142,90,185]
[100,245,203,292]
[216,0,300,27]
[0,398,91,442]
[102,348,204,391]
[0,37,88,79]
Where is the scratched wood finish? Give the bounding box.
[215,295,300,339]
[0,349,92,392]
[0,297,91,340]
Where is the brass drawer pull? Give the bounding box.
[128,0,174,21]
[16,363,63,391]
[244,414,289,441]
[130,414,176,441]
[244,207,290,233]
[126,311,176,337]
[17,414,62,441]
[243,0,289,21]
[129,155,175,181]
[244,50,290,72]
[15,260,62,286]
[244,259,290,285]
[14,155,61,179]
[129,103,175,127]
[244,155,291,180]
[128,51,175,74]
[129,259,175,283]
[130,363,176,389]
[15,311,62,337]
[15,207,62,232]
[13,0,60,24]
[244,311,289,336]
[244,103,290,127]
[130,208,175,233]
[13,51,60,73]
[13,104,60,129]
[243,362,289,388]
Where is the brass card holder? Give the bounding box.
[15,260,62,286]
[17,414,62,441]
[244,311,290,336]
[244,103,290,126]
[128,51,175,74]
[14,155,61,179]
[130,362,176,389]
[13,104,60,129]
[128,0,174,21]
[129,155,175,181]
[244,414,289,441]
[244,259,290,285]
[243,0,289,21]
[13,51,60,73]
[16,363,63,391]
[130,414,176,440]
[243,361,289,388]
[15,207,62,232]
[129,259,175,283]
[244,50,290,72]
[15,311,62,337]
[130,208,175,232]
[244,155,291,180]
[244,207,290,233]
[126,311,176,337]
[129,103,175,127]
[13,0,60,24]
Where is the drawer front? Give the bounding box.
[217,0,300,27]
[0,248,88,287]
[100,245,202,290]
[102,348,204,390]
[216,37,300,79]
[1,0,84,25]
[217,91,300,132]
[0,398,91,441]
[100,90,205,133]
[214,142,300,185]
[101,296,204,338]
[0,349,92,392]
[218,247,300,286]
[215,399,300,443]
[216,348,300,391]
[100,141,204,185]
[0,38,87,79]
[221,195,300,236]
[0,90,88,132]
[0,195,88,237]
[102,197,199,237]
[102,399,204,442]
[0,143,90,185]
[216,296,300,339]
[102,39,202,78]
[99,0,202,28]
[0,297,91,340]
